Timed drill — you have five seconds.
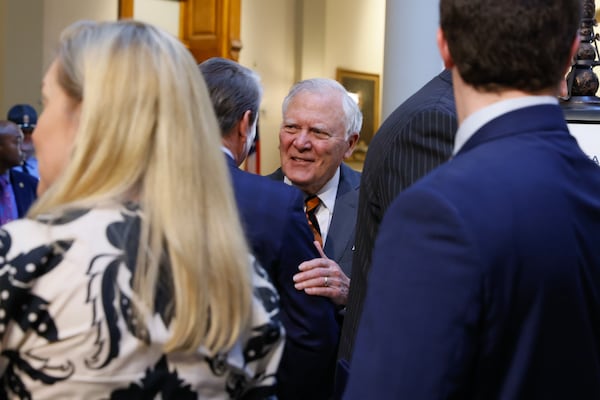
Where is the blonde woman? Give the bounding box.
[0,20,283,399]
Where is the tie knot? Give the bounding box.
[305,195,321,213]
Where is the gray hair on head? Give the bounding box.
[282,78,363,138]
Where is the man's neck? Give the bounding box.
[451,68,558,125]
[221,141,241,166]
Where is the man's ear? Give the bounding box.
[564,35,580,76]
[437,28,455,69]
[343,132,360,159]
[238,110,252,142]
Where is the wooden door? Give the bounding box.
[180,0,242,63]
[118,0,242,63]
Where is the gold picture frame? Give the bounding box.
[336,68,381,168]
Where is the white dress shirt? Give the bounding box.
[285,167,340,246]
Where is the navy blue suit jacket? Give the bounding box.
[268,163,360,277]
[226,156,339,400]
[345,104,600,398]
[9,169,37,217]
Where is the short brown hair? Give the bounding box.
[440,0,581,92]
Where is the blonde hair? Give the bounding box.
[28,20,252,354]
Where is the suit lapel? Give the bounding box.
[324,164,360,263]
[270,165,360,265]
[268,168,285,182]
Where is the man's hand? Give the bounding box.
[293,241,350,305]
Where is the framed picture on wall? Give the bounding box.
[336,68,380,168]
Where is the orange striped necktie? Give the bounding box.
[305,195,323,247]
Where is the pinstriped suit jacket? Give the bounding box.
[338,69,457,364]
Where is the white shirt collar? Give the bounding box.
[312,167,340,213]
[453,95,558,155]
[284,166,340,208]
[221,146,234,160]
[284,167,340,244]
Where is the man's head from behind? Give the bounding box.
[439,0,581,93]
[7,104,36,159]
[279,78,362,195]
[0,121,23,173]
[199,57,262,166]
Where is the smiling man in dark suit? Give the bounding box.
[345,0,600,398]
[199,58,339,400]
[269,78,362,309]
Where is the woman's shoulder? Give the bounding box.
[1,203,141,262]
[32,202,141,227]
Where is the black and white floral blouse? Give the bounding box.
[0,203,284,399]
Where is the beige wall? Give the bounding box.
[239,0,300,175]
[133,0,179,37]
[0,0,5,114]
[1,0,179,117]
[0,0,44,116]
[42,0,119,73]
[0,0,117,117]
[324,0,385,79]
[298,0,325,81]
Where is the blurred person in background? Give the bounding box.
[7,103,39,178]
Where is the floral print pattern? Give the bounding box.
[0,204,283,399]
